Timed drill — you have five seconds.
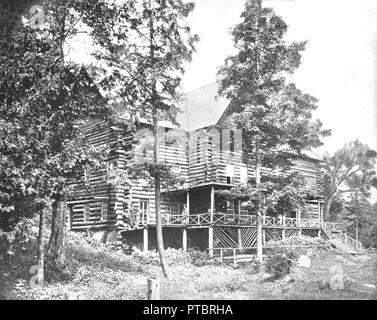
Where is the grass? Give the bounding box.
[1,231,377,300]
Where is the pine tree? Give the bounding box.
[217,0,330,261]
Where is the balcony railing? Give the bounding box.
[129,211,345,230]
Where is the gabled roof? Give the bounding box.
[177,82,323,162]
[177,82,230,131]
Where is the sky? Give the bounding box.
[181,0,377,155]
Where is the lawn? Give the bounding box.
[1,231,376,300]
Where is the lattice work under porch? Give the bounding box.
[240,227,257,248]
[213,226,238,249]
[285,229,299,238]
[264,228,283,243]
[301,229,319,238]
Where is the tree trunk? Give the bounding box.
[324,195,334,221]
[150,0,169,278]
[48,199,69,274]
[153,103,169,278]
[255,134,263,262]
[37,208,45,286]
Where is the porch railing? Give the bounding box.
[130,211,345,230]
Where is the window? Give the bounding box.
[107,160,117,183]
[196,136,201,163]
[226,164,234,184]
[170,202,180,215]
[226,201,235,213]
[219,130,223,153]
[84,203,90,222]
[84,165,90,185]
[107,160,117,173]
[240,165,248,185]
[230,130,235,153]
[165,128,178,145]
[140,200,149,216]
[171,165,181,175]
[101,201,108,222]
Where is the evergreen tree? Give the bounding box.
[217,0,330,260]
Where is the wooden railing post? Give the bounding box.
[297,208,301,227]
[208,227,214,258]
[143,228,149,252]
[182,228,187,251]
[237,227,242,250]
[148,277,160,300]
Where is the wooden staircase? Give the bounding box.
[321,223,365,254]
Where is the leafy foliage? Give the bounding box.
[265,248,297,279]
[0,0,117,230]
[323,140,377,219]
[216,0,330,220]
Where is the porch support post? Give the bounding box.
[318,229,321,239]
[320,201,324,223]
[237,228,242,250]
[210,185,215,223]
[282,228,286,241]
[262,228,266,246]
[298,228,302,238]
[209,185,215,258]
[186,191,190,214]
[297,208,301,227]
[143,228,148,252]
[182,228,188,251]
[208,227,214,258]
[186,190,190,225]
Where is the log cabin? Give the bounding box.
[65,83,357,255]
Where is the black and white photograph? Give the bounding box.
[0,0,377,306]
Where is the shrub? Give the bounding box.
[132,248,192,266]
[265,248,297,279]
[242,257,261,274]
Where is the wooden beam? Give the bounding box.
[182,228,187,251]
[186,191,190,214]
[208,227,214,258]
[297,208,301,227]
[210,185,215,223]
[143,228,148,252]
[237,228,242,250]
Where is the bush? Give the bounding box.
[132,248,192,266]
[265,248,297,279]
[242,257,261,274]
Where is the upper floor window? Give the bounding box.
[165,127,178,146]
[196,136,201,164]
[107,159,117,173]
[84,203,90,222]
[101,201,109,222]
[230,130,235,153]
[107,160,117,183]
[226,164,235,184]
[140,200,149,216]
[240,165,248,185]
[84,165,91,185]
[171,165,181,175]
[170,202,180,215]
